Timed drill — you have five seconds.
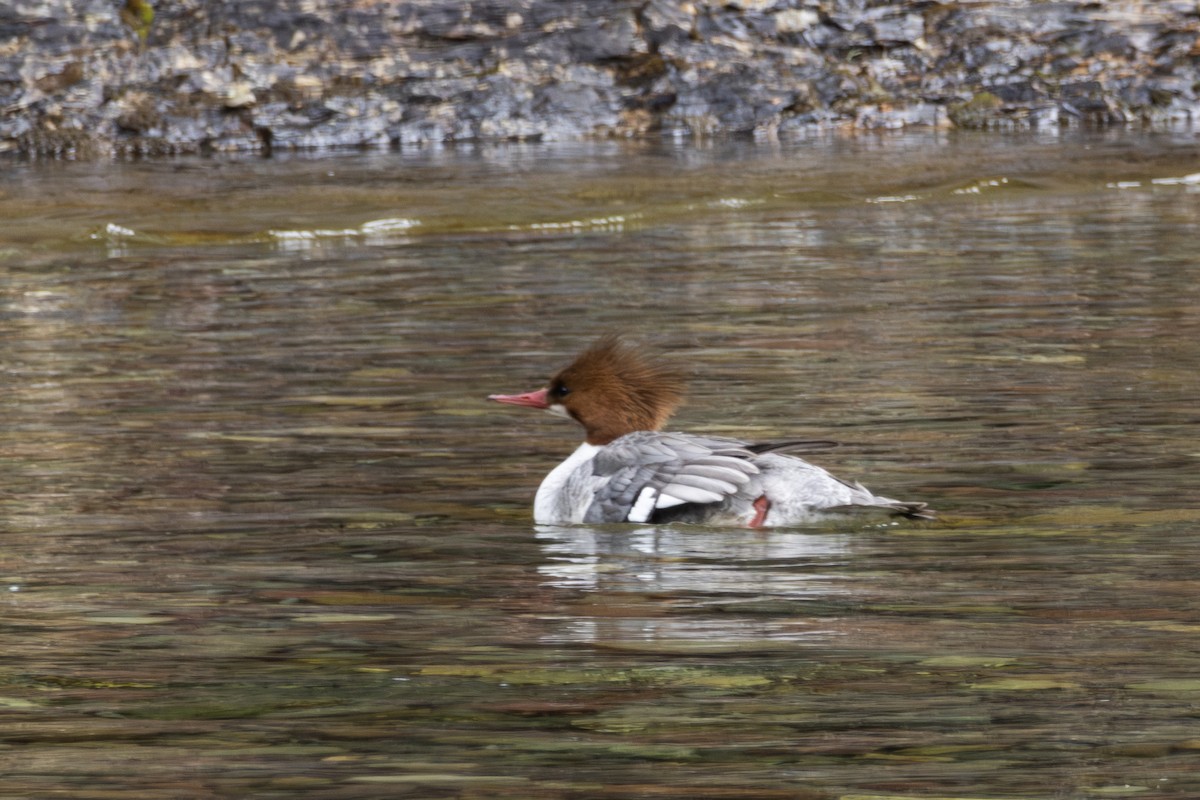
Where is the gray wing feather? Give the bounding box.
[658,482,727,505]
[683,465,753,485]
[583,431,759,523]
[660,472,742,496]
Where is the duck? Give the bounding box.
[489,336,932,527]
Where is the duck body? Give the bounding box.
[491,337,931,528]
[533,433,925,526]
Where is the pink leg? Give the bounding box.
[749,495,770,528]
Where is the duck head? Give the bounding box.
[489,336,686,445]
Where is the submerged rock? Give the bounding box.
[2,0,1199,157]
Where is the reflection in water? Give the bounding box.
[537,524,852,645]
[537,524,849,595]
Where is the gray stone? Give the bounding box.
[3,0,1200,157]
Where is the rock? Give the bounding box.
[2,0,1200,157]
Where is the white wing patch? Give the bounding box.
[631,463,743,519]
[628,487,660,522]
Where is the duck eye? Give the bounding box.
[553,383,570,397]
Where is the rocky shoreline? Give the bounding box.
[4,0,1199,158]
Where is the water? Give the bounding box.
[3,132,1200,799]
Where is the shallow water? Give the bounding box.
[3,132,1200,799]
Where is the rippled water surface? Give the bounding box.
[3,132,1200,799]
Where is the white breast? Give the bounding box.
[534,442,602,524]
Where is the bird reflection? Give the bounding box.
[534,525,855,646]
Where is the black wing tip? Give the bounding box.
[893,501,936,520]
[824,500,937,521]
[746,439,840,455]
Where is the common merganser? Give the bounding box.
[489,336,933,527]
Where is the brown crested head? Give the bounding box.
[547,335,685,445]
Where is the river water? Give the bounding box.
[3,132,1199,799]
